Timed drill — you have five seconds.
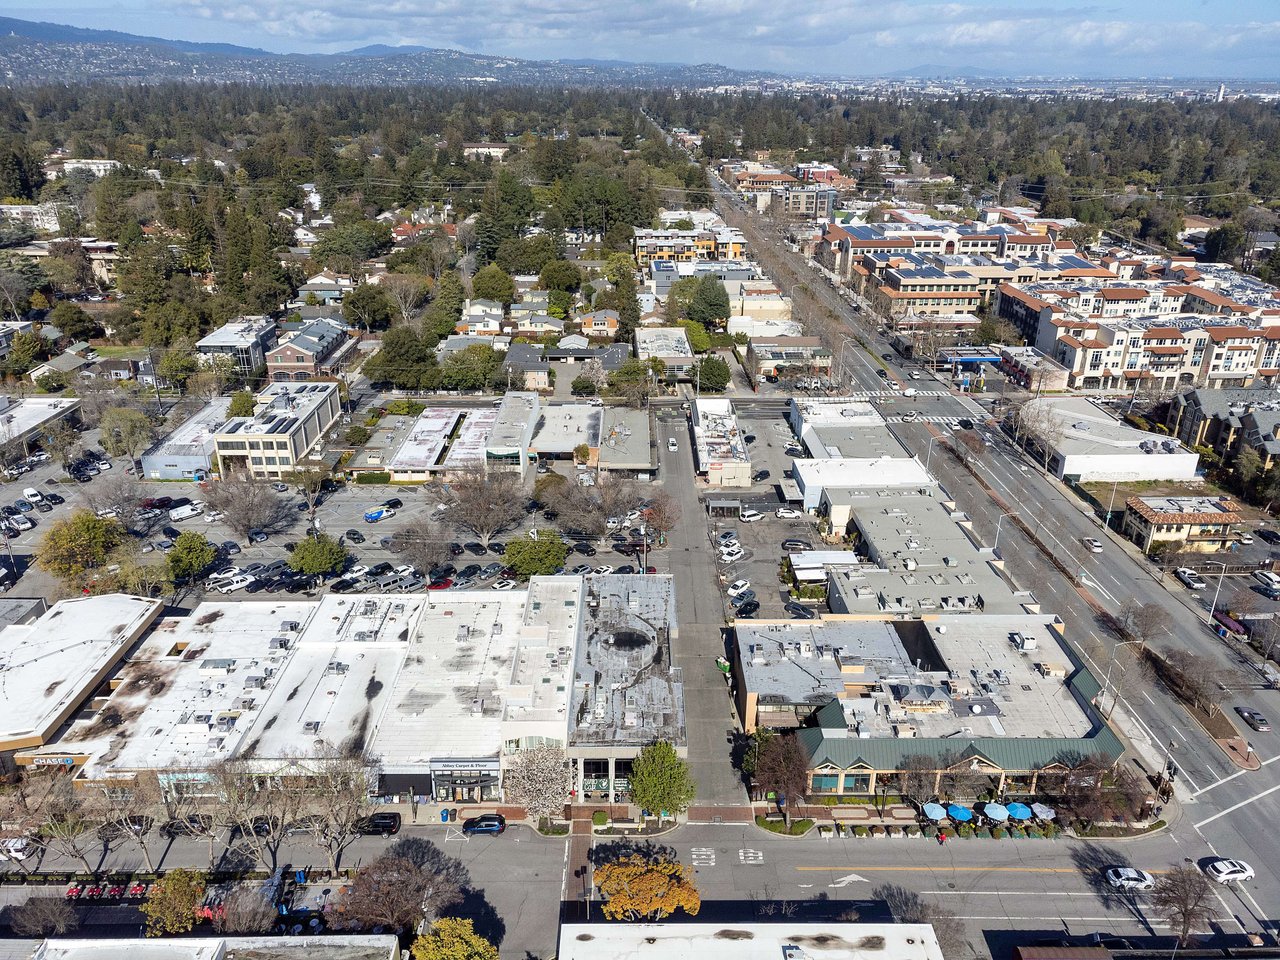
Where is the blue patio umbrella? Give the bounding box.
[922,802,948,821]
[946,803,973,822]
[983,802,1010,823]
[1006,802,1033,821]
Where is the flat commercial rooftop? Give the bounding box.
[244,595,423,762]
[57,600,317,777]
[557,923,943,960]
[0,395,80,442]
[693,398,749,467]
[444,408,497,468]
[635,326,694,359]
[144,397,231,460]
[387,408,462,471]
[38,937,398,960]
[737,620,908,707]
[0,595,162,749]
[530,404,603,454]
[570,576,684,749]
[371,580,579,771]
[598,407,655,471]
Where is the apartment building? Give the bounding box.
[632,227,747,266]
[768,185,838,219]
[265,317,354,382]
[195,316,277,375]
[214,381,341,479]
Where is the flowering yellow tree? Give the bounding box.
[594,853,701,921]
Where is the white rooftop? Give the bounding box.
[635,326,694,359]
[0,395,80,442]
[444,408,497,467]
[387,408,461,471]
[794,456,932,491]
[371,580,580,771]
[196,315,274,349]
[0,595,162,748]
[557,923,943,960]
[37,936,397,960]
[59,600,317,777]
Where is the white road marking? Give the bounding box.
[1194,768,1251,797]
[691,847,716,867]
[1194,781,1280,828]
[739,848,764,863]
[927,891,1145,897]
[828,872,869,887]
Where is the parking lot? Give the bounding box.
[704,414,827,622]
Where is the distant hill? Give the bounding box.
[0,15,271,57]
[0,15,777,88]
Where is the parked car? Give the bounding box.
[356,812,401,837]
[776,508,803,519]
[383,497,403,510]
[573,543,597,556]
[363,507,395,523]
[735,600,760,618]
[729,589,756,607]
[727,578,752,598]
[249,529,268,543]
[491,579,517,590]
[717,531,739,547]
[785,601,817,620]
[462,813,506,836]
[161,815,213,837]
[667,438,678,452]
[221,540,241,555]
[1175,567,1207,590]
[345,528,366,544]
[217,574,255,594]
[739,509,764,523]
[465,542,487,556]
[570,564,592,576]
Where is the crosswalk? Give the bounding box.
[842,389,951,400]
[885,415,969,425]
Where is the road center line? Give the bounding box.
[796,865,1082,874]
[1194,781,1280,828]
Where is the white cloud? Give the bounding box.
[162,0,1280,74]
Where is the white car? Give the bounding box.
[593,565,612,575]
[1104,867,1155,891]
[719,548,745,564]
[902,411,919,422]
[739,509,764,523]
[903,387,918,397]
[491,579,517,590]
[667,438,678,452]
[626,510,643,525]
[21,488,42,503]
[0,838,30,861]
[1175,567,1207,590]
[909,371,921,380]
[9,515,32,531]
[716,531,739,547]
[776,507,803,519]
[727,579,752,598]
[606,517,621,530]
[204,510,225,524]
[1205,858,1255,884]
[1082,537,1104,554]
[393,565,416,577]
[1238,533,1255,544]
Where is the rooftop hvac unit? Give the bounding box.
[269,637,290,650]
[353,630,375,643]
[325,661,349,675]
[303,720,321,734]
[1012,632,1037,651]
[280,621,300,632]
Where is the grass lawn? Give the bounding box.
[90,345,145,359]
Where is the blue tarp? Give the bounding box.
[946,803,973,822]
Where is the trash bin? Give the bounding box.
[440,809,449,823]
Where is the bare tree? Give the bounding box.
[8,897,79,936]
[873,884,966,959]
[31,773,100,873]
[1162,647,1229,717]
[894,754,938,807]
[44,420,83,475]
[203,472,297,544]
[331,853,463,933]
[210,759,303,871]
[285,464,331,529]
[213,885,278,934]
[1117,601,1171,651]
[502,745,570,822]
[99,407,156,473]
[1152,865,1217,945]
[754,734,811,822]
[187,355,238,402]
[643,490,682,541]
[86,472,143,530]
[381,274,431,328]
[306,748,376,876]
[446,464,525,546]
[97,772,165,872]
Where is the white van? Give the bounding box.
[0,838,30,861]
[169,502,204,522]
[21,488,42,503]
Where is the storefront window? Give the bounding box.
[811,774,839,793]
[843,773,872,794]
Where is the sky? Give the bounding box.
[3,0,1279,78]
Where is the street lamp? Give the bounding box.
[1204,560,1229,625]
[993,511,1017,552]
[925,434,943,471]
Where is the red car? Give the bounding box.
[427,578,453,590]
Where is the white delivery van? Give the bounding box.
[169,502,204,521]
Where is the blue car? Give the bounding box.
[461,814,506,836]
